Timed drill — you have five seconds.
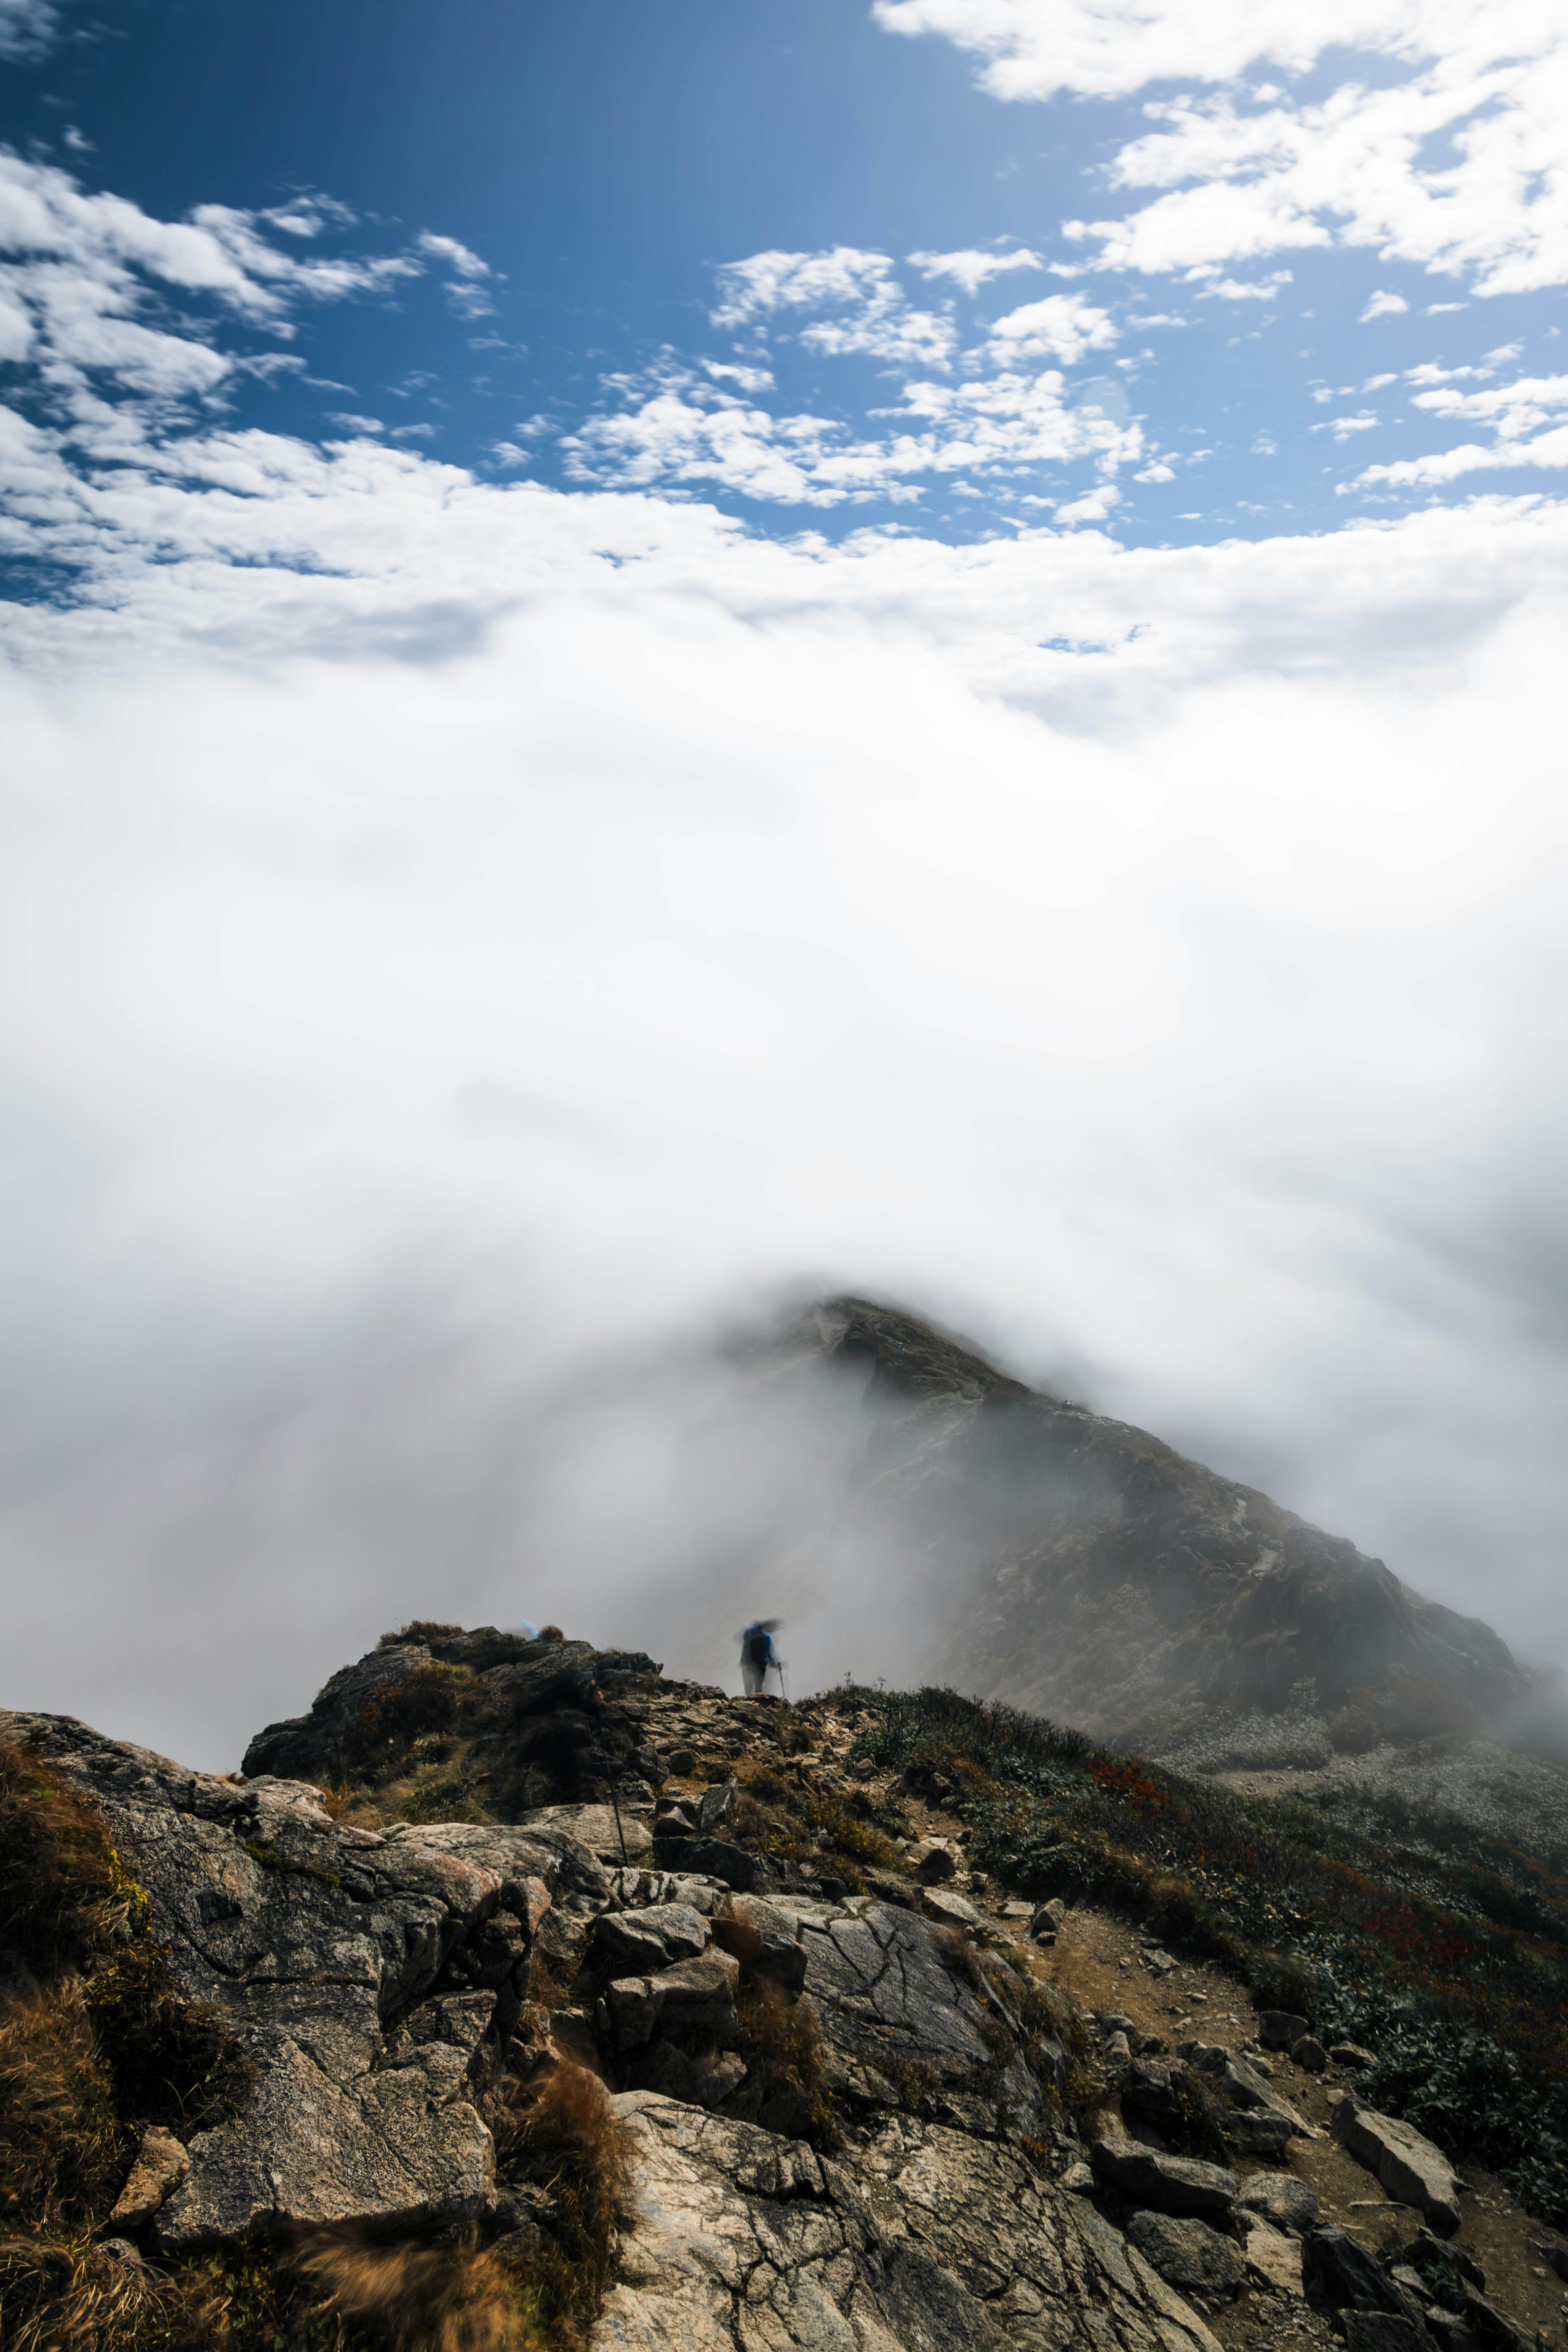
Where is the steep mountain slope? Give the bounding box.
[773,1298,1557,1756]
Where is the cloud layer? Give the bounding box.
[5,131,1568,1767]
[5,405,1568,1761]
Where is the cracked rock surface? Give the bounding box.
[2,1709,553,2247]
[599,2095,1222,2352]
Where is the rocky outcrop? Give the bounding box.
[1,1708,555,2247]
[2,1695,1261,2350]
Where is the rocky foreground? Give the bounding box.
[3,1628,1564,2351]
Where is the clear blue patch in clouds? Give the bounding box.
[1,0,1565,558]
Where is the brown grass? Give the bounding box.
[292,2229,547,2352]
[720,1971,840,2152]
[0,1978,120,2234]
[0,2232,234,2352]
[0,1740,125,1976]
[491,2064,634,2348]
[0,1737,259,2352]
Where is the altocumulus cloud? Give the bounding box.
[6,152,1568,1765]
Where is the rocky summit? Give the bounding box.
[7,1616,1568,2352]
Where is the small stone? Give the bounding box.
[1292,2035,1329,2073]
[1224,2108,1295,2158]
[922,1887,983,1928]
[1125,2210,1246,2298]
[913,1841,958,1884]
[1330,2042,1379,2070]
[1258,2009,1309,2049]
[109,2127,189,2227]
[1244,2217,1305,2296]
[1241,2175,1320,2235]
[697,1780,737,1832]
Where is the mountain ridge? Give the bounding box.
[777,1296,1557,1757]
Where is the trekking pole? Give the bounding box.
[601,1755,629,1870]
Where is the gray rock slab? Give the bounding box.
[1089,2130,1240,2217]
[1333,2099,1462,2234]
[519,1803,653,1865]
[1240,2174,1320,2234]
[1125,2211,1246,2297]
[1303,2225,1412,2315]
[1243,2216,1305,2295]
[595,2094,1221,2352]
[799,1902,991,2101]
[920,1887,983,1928]
[722,1895,809,1992]
[1342,2315,1439,2352]
[376,1821,559,1924]
[585,1903,711,1983]
[602,1951,741,2051]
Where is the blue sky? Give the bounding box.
[2,0,1564,550]
[4,1,1568,1755]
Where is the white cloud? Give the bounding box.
[1354,371,1568,488]
[704,360,775,392]
[561,356,1143,506]
[907,245,1043,292]
[417,229,497,319]
[710,247,957,368]
[1189,268,1294,301]
[0,0,59,58]
[875,2,1568,300]
[1312,410,1380,439]
[1361,290,1410,322]
[0,154,442,444]
[327,412,385,434]
[984,291,1118,361]
[416,231,489,280]
[1054,482,1121,521]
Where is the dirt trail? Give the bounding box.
[1040,1894,1568,2345]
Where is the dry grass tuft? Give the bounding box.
[0,1977,120,2234]
[490,2062,634,2346]
[292,2227,547,2352]
[0,1740,124,1977]
[0,2232,231,2352]
[0,1737,259,2352]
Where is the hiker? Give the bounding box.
[739,1618,782,1696]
